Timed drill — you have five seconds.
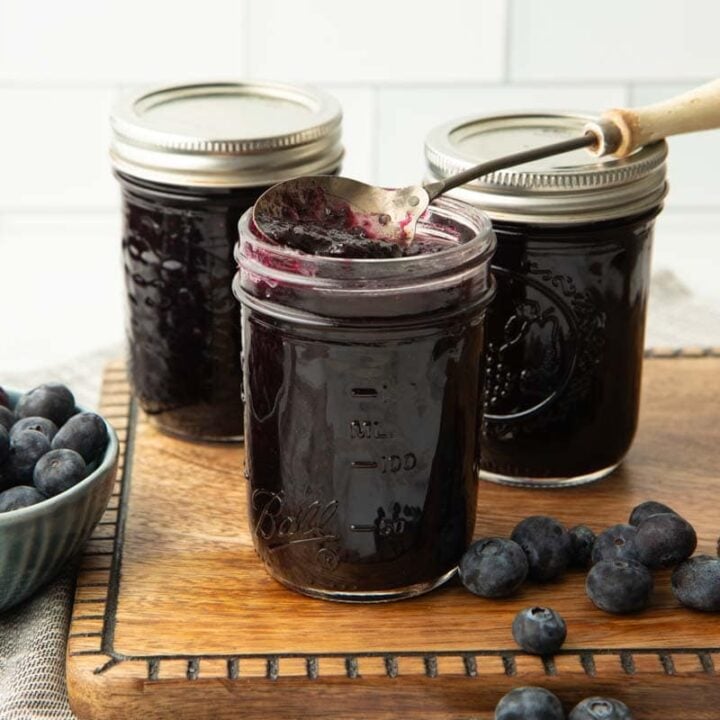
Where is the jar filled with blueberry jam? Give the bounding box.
[233,198,496,601]
[425,113,668,487]
[110,83,343,441]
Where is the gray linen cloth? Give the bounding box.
[1,275,719,720]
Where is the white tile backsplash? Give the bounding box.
[375,84,628,187]
[247,0,507,83]
[0,0,245,84]
[510,0,720,82]
[0,88,118,211]
[0,0,718,368]
[322,86,377,182]
[0,214,124,372]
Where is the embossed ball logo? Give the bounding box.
[483,266,583,422]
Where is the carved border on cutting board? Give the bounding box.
[67,353,720,682]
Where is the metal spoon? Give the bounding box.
[254,79,720,246]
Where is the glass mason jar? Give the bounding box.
[233,199,496,601]
[110,83,343,441]
[425,113,668,487]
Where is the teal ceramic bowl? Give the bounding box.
[0,390,119,611]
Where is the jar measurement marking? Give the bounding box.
[350,387,378,398]
[382,454,417,473]
[351,460,378,470]
[350,519,408,536]
[349,420,392,440]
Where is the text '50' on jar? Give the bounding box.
[110,82,343,442]
[426,113,668,488]
[233,200,496,601]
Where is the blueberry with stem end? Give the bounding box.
[569,524,596,568]
[494,686,564,720]
[15,383,75,426]
[586,560,653,614]
[10,416,58,443]
[511,516,572,582]
[636,513,697,569]
[6,430,51,484]
[33,449,86,497]
[591,524,640,565]
[672,555,720,612]
[52,412,108,464]
[0,485,45,513]
[512,607,567,655]
[459,538,528,598]
[628,500,679,527]
[569,696,634,720]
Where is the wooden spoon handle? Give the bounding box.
[587,79,720,157]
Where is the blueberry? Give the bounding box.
[494,686,564,720]
[5,429,51,484]
[636,513,697,569]
[569,697,634,720]
[628,500,678,527]
[10,416,58,443]
[15,383,75,426]
[33,449,86,497]
[511,516,572,582]
[52,412,108,464]
[671,555,720,612]
[569,524,596,568]
[0,406,14,432]
[591,524,640,565]
[0,485,45,513]
[512,607,567,655]
[0,386,9,408]
[586,560,653,614]
[459,538,528,598]
[0,425,8,465]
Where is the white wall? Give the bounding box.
[1,0,719,372]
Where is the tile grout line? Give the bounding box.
[503,0,514,83]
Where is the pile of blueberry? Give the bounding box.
[0,383,108,513]
[495,687,632,720]
[459,502,720,614]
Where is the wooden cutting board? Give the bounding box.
[67,351,720,720]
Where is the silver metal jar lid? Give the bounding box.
[425,112,668,224]
[110,82,343,188]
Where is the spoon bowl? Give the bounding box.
[253,176,429,247]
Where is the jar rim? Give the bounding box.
[234,196,496,320]
[235,195,495,273]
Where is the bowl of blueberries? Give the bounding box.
[0,382,118,611]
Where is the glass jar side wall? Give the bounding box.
[118,175,268,441]
[242,308,487,599]
[479,209,659,485]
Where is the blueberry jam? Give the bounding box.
[119,174,267,441]
[235,199,496,600]
[256,218,450,258]
[480,209,658,482]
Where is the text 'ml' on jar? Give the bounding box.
[110,82,343,441]
[234,199,496,601]
[426,112,668,487]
